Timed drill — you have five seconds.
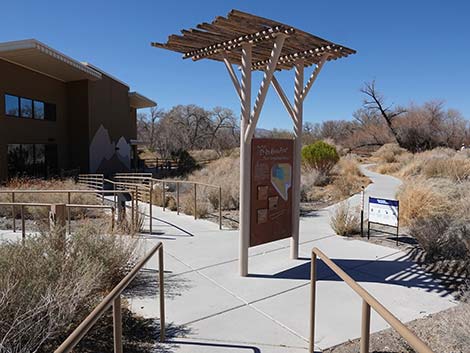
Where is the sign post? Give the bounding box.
[360,186,365,237]
[367,197,400,245]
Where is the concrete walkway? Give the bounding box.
[126,167,457,352]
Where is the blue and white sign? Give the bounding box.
[368,197,399,227]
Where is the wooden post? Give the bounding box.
[12,192,16,232]
[239,42,252,277]
[49,204,66,252]
[21,205,25,241]
[111,207,115,231]
[193,183,197,220]
[291,59,304,260]
[219,186,222,230]
[176,182,180,215]
[67,192,71,235]
[361,300,371,353]
[135,186,139,229]
[158,246,166,342]
[149,180,153,235]
[309,251,317,353]
[113,295,123,353]
[163,181,166,211]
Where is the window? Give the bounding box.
[4,94,55,120]
[20,98,33,118]
[7,144,58,178]
[5,94,19,116]
[34,101,45,120]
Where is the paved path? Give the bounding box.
[126,167,456,352]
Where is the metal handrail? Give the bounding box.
[112,175,223,230]
[310,247,434,353]
[55,242,165,353]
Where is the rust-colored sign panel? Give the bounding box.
[250,138,294,247]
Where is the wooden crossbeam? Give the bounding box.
[244,34,287,142]
[302,54,329,101]
[222,54,242,100]
[184,26,294,61]
[251,46,339,70]
[271,76,295,121]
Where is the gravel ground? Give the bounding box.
[324,302,470,353]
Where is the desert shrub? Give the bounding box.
[171,149,198,175]
[180,194,209,218]
[422,158,470,181]
[188,153,239,210]
[331,157,368,200]
[409,215,470,263]
[300,168,324,202]
[0,178,101,220]
[330,202,360,236]
[301,141,339,175]
[0,224,137,352]
[397,180,452,226]
[373,143,407,163]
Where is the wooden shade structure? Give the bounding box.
[152,9,356,276]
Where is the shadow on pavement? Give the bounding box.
[249,252,459,298]
[164,340,262,352]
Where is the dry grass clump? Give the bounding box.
[397,179,452,226]
[189,149,220,161]
[0,178,101,220]
[331,156,369,200]
[330,201,360,236]
[301,155,369,203]
[0,223,137,353]
[188,152,239,210]
[372,143,408,163]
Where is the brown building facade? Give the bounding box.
[0,39,155,181]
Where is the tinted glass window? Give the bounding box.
[34,101,45,120]
[7,144,58,178]
[45,103,56,121]
[20,98,33,118]
[5,94,19,116]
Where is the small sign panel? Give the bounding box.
[250,138,294,247]
[368,197,399,227]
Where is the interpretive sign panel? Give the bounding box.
[250,138,294,247]
[368,197,399,227]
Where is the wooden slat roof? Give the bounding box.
[151,9,356,71]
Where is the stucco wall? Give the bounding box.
[0,59,69,178]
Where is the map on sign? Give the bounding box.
[271,163,292,201]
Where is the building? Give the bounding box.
[0,39,155,181]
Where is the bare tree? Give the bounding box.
[361,81,406,147]
[137,106,165,152]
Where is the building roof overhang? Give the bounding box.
[0,39,102,82]
[129,92,157,109]
[151,9,356,71]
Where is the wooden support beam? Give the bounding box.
[251,46,336,70]
[223,54,242,100]
[244,34,287,142]
[271,75,295,122]
[302,54,328,102]
[291,60,304,260]
[183,26,294,61]
[239,42,252,277]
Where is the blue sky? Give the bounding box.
[1,1,469,129]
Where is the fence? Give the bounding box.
[0,189,139,234]
[310,247,434,353]
[54,242,165,353]
[78,174,105,201]
[0,202,117,238]
[113,174,223,230]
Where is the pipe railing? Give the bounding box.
[113,175,223,230]
[0,189,136,232]
[0,202,118,238]
[310,247,434,353]
[54,242,165,353]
